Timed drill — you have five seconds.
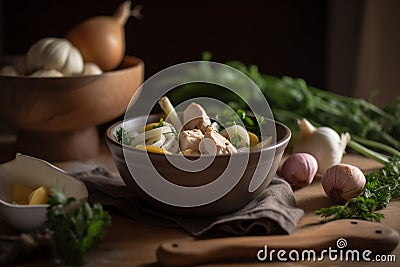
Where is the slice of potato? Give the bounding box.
[12,183,33,205]
[136,145,172,154]
[248,131,260,147]
[28,186,49,205]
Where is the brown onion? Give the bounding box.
[66,1,132,71]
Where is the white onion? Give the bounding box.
[131,127,163,147]
[167,139,180,154]
[292,119,350,174]
[162,133,176,150]
[220,125,250,148]
[146,134,165,148]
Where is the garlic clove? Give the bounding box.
[279,153,318,189]
[321,163,366,203]
[62,44,84,75]
[0,65,19,76]
[82,62,103,75]
[30,69,64,77]
[26,37,84,76]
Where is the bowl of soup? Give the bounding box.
[106,98,291,217]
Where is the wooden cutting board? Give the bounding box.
[157,219,399,266]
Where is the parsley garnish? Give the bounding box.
[47,187,111,266]
[230,132,243,148]
[116,127,132,145]
[216,109,263,137]
[314,157,400,222]
[153,118,165,129]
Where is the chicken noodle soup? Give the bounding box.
[115,96,272,155]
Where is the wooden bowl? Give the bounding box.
[0,56,144,161]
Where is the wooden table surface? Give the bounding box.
[1,144,399,267]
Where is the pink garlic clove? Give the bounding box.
[280,153,318,189]
[321,163,366,203]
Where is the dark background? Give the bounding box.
[0,0,328,88]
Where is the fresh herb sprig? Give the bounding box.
[154,118,165,128]
[225,61,400,151]
[314,157,400,222]
[47,187,111,266]
[215,109,264,137]
[116,127,132,145]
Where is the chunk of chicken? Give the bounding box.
[181,149,200,156]
[201,127,237,155]
[179,129,204,152]
[183,102,211,132]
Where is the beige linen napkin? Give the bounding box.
[72,167,304,237]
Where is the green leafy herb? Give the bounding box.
[215,109,263,137]
[314,157,400,222]
[230,132,243,148]
[153,118,165,129]
[237,109,258,132]
[116,127,132,145]
[168,55,399,151]
[47,186,111,266]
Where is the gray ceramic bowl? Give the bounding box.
[106,114,291,216]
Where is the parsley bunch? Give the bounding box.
[168,53,399,151]
[47,187,111,266]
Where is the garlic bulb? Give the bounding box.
[82,62,103,75]
[30,69,63,77]
[280,153,318,189]
[292,118,350,174]
[26,37,84,76]
[321,163,366,203]
[0,65,18,76]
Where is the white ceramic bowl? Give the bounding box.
[0,154,88,232]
